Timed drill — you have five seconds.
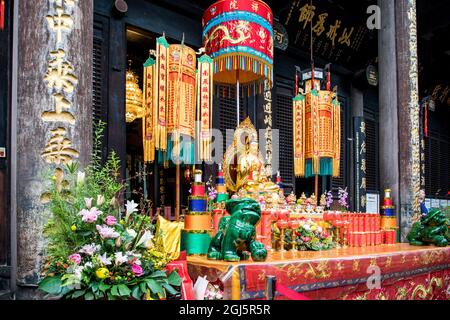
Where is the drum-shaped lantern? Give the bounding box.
[202,0,274,86]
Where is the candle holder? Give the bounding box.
[276,210,289,253]
[288,219,300,252]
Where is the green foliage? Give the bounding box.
[39,121,179,300]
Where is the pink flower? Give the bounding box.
[68,253,81,265]
[105,215,117,226]
[131,264,143,277]
[79,207,102,223]
[301,237,311,243]
[96,225,120,239]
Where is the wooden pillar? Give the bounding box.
[350,86,365,211]
[395,0,421,240]
[378,0,400,226]
[15,0,93,298]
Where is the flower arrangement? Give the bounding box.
[294,218,335,251]
[38,122,181,300]
[338,187,350,211]
[325,190,333,210]
[273,218,335,251]
[206,175,217,211]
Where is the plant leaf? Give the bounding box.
[84,292,95,300]
[162,283,177,295]
[99,282,111,293]
[139,282,147,294]
[148,270,167,279]
[167,271,182,286]
[117,284,131,297]
[72,290,86,299]
[145,279,164,296]
[131,285,142,300]
[39,277,62,295]
[111,285,119,297]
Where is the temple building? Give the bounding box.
[0,0,449,299]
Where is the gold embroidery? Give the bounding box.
[352,260,361,272]
[305,261,331,280]
[411,277,443,300]
[396,287,408,300]
[385,256,393,269]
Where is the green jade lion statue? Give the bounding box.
[407,209,450,247]
[207,198,268,262]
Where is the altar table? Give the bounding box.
[187,244,450,300]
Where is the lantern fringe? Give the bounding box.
[213,53,272,89]
[167,134,195,165]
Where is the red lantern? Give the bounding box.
[202,0,273,86]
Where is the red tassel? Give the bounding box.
[0,0,5,31]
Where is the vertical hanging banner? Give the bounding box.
[332,98,341,177]
[354,117,367,212]
[197,54,213,161]
[263,79,273,175]
[143,56,155,163]
[155,36,169,152]
[168,44,196,164]
[293,94,305,177]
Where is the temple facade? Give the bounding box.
[0,0,449,299]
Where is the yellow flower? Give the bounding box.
[119,220,125,225]
[311,225,317,232]
[71,225,77,232]
[96,268,110,279]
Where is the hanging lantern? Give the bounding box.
[125,67,144,123]
[293,67,341,178]
[202,0,274,88]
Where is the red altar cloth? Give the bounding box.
[187,244,450,300]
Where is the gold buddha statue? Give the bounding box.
[236,133,280,194]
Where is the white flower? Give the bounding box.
[317,227,323,233]
[114,252,128,266]
[98,253,112,266]
[84,262,93,269]
[84,198,93,209]
[77,171,86,186]
[73,266,84,281]
[126,251,142,260]
[96,225,120,239]
[303,224,311,232]
[136,230,154,248]
[79,244,100,256]
[125,200,139,215]
[97,195,105,207]
[126,228,137,239]
[110,197,118,207]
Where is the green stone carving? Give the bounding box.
[407,209,450,247]
[207,198,267,262]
